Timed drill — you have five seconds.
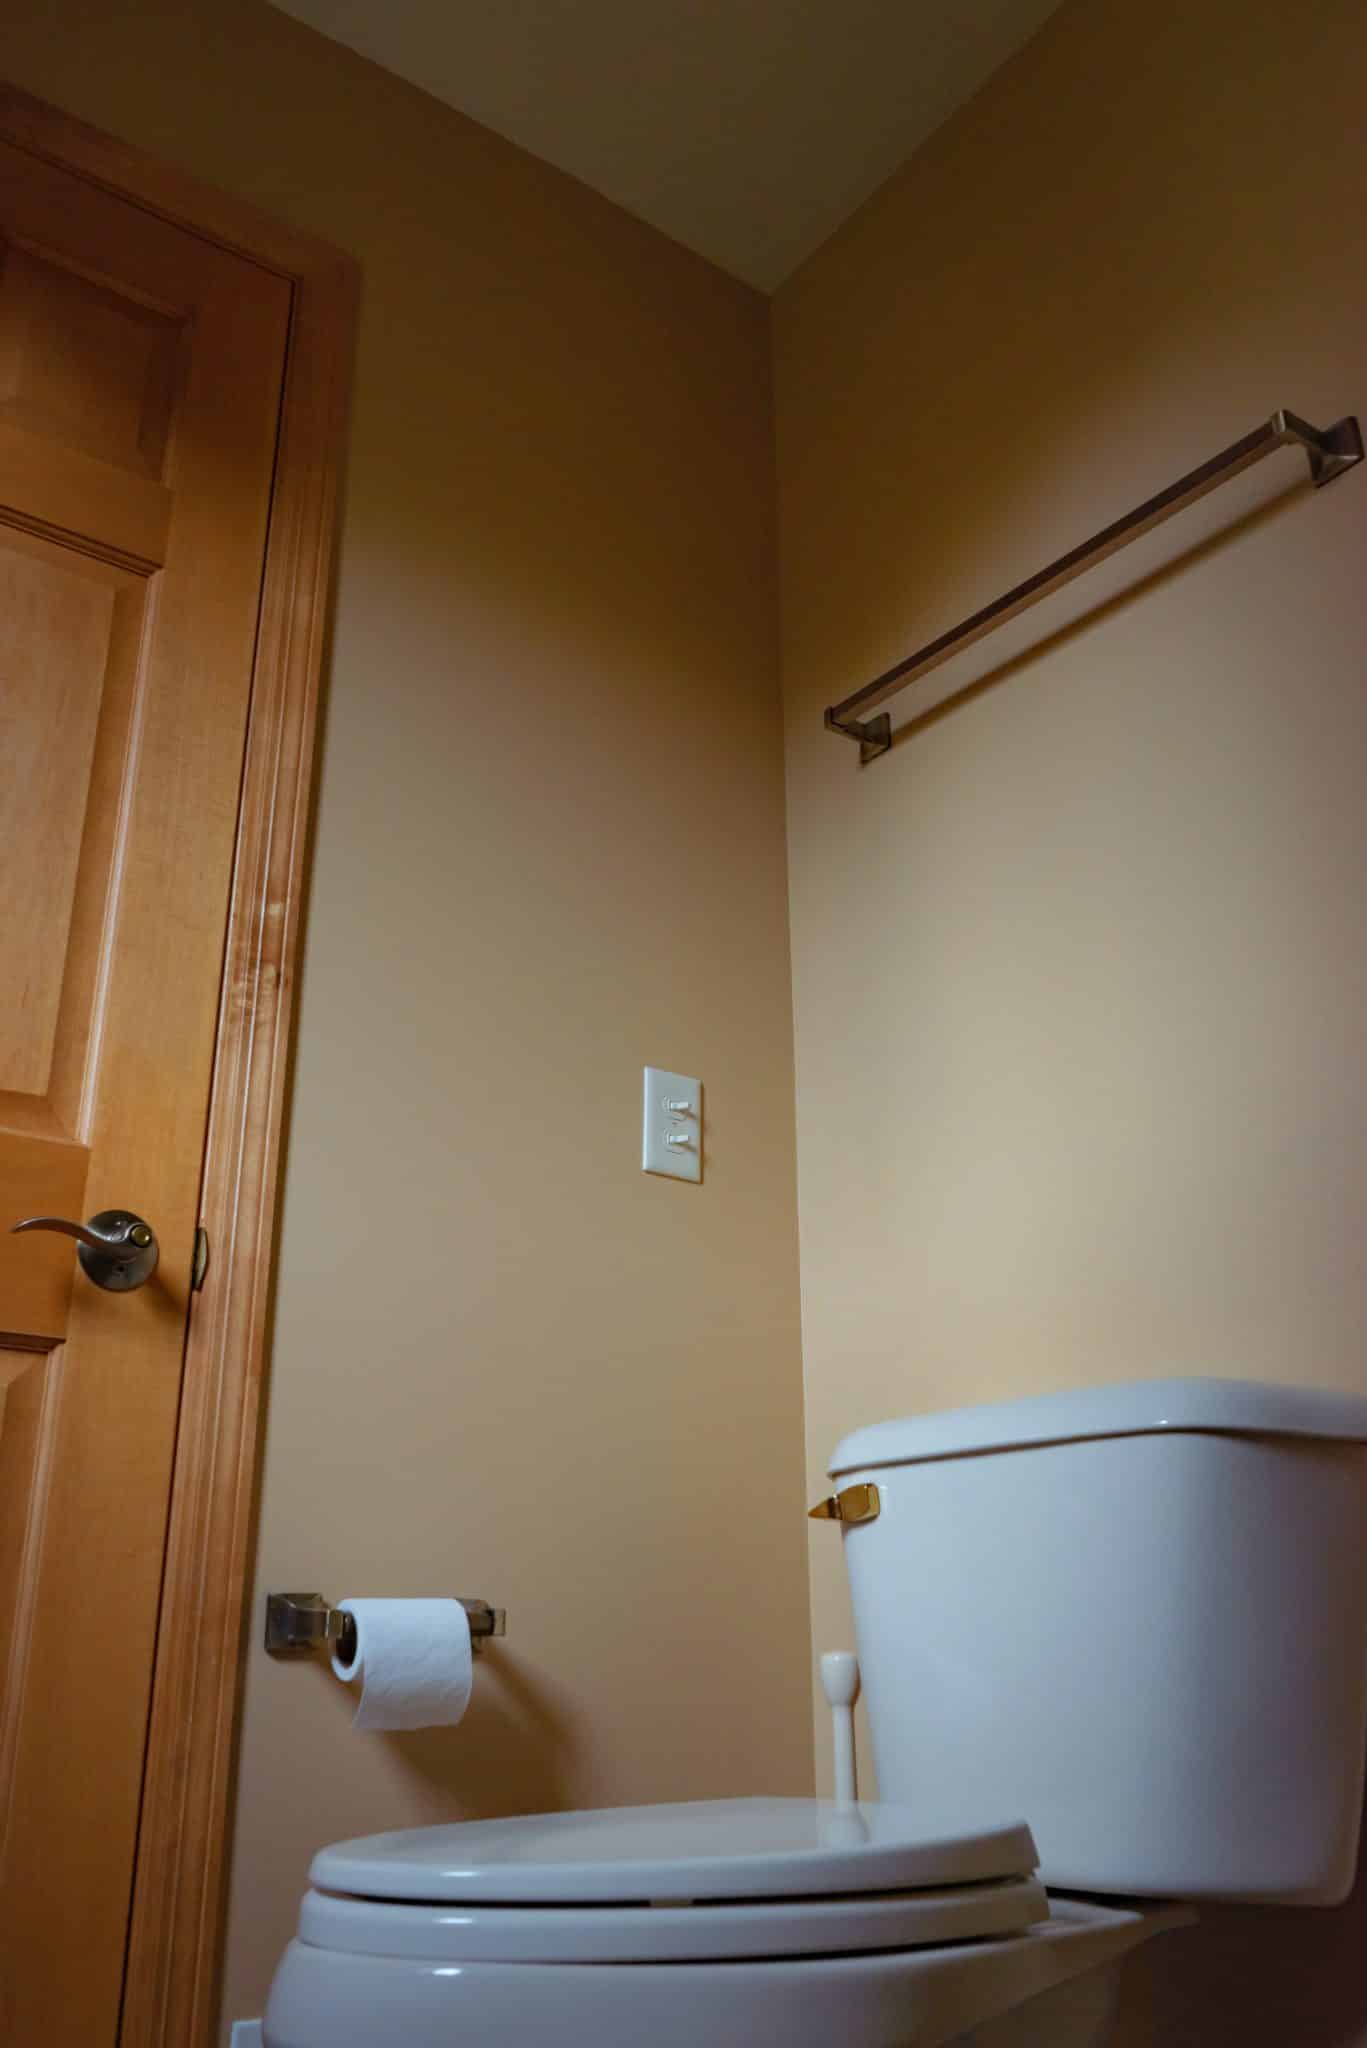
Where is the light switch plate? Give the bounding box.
[229,2025,263,2048]
[642,1067,702,1182]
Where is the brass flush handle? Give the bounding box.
[808,1482,881,1525]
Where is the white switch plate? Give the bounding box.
[642,1067,702,1182]
[229,2024,263,2048]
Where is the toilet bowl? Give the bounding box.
[263,1798,1184,2048]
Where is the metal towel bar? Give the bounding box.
[825,408,1364,763]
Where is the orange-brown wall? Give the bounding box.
[3,0,812,2030]
[774,0,1367,2034]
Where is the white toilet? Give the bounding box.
[265,1378,1367,2047]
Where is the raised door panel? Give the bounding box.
[1,538,117,1096]
[0,239,182,477]
[0,1346,60,1854]
[0,222,179,568]
[0,524,148,1340]
[0,1132,88,1344]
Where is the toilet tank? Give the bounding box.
[828,1378,1367,1904]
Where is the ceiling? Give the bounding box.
[272,0,1062,290]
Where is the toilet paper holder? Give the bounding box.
[265,1592,506,1662]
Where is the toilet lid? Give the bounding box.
[298,1868,1051,1965]
[310,1798,1038,1906]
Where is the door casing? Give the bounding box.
[0,80,358,2047]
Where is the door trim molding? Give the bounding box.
[0,84,359,2047]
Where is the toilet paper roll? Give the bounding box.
[330,1598,473,1731]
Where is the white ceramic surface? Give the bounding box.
[263,1896,1180,2048]
[295,1869,1049,1964]
[310,1798,1038,1904]
[830,1374,1367,1474]
[841,1414,1367,1900]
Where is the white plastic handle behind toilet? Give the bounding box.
[820,1650,860,1804]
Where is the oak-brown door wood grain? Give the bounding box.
[0,139,290,2044]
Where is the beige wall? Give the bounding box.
[774,0,1367,2036]
[3,1,813,2031]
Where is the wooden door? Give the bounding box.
[0,139,290,2044]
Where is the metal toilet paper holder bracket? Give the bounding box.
[265,1592,507,1662]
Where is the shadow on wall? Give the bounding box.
[1109,1805,1367,2047]
[327,1652,581,1820]
[879,480,1304,757]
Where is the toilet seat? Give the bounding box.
[301,1871,1049,1964]
[302,1798,1048,1965]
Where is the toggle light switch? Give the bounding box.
[643,1067,702,1182]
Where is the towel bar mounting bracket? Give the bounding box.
[824,709,892,763]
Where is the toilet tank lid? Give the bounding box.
[829,1377,1367,1476]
